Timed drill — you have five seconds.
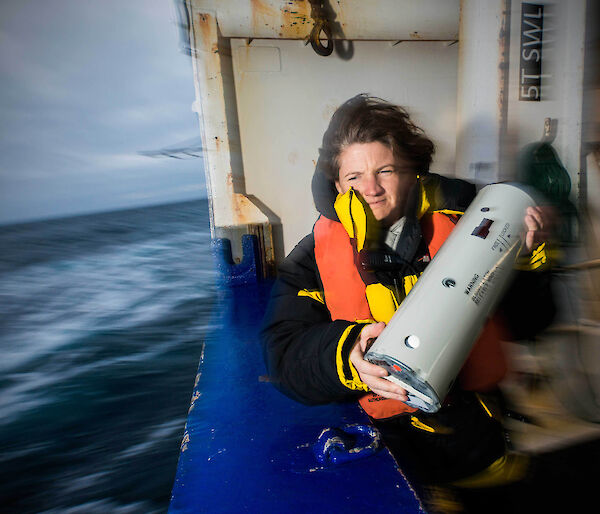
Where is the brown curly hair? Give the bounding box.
[319,94,435,180]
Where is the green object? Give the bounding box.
[518,142,578,243]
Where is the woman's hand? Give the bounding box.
[349,322,408,401]
[524,206,554,253]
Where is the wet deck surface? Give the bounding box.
[169,281,424,513]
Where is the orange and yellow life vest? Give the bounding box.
[313,187,508,419]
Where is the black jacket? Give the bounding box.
[260,172,555,406]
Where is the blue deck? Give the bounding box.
[169,242,424,512]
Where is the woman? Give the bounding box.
[261,94,553,492]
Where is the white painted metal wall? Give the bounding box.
[506,0,588,197]
[231,38,460,253]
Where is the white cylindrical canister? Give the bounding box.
[365,183,537,412]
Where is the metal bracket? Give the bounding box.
[212,234,262,287]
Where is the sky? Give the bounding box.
[0,0,205,225]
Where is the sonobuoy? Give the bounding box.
[365,183,536,412]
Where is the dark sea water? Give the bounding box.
[0,199,216,513]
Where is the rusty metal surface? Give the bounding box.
[190,0,459,40]
[189,9,270,234]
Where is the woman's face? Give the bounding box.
[335,141,418,227]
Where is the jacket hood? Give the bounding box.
[311,157,340,221]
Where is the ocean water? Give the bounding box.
[0,199,216,513]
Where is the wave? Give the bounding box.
[0,199,218,512]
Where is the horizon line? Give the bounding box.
[0,195,209,228]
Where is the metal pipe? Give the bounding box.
[455,0,511,183]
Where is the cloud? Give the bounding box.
[0,31,71,105]
[99,102,190,129]
[0,0,202,223]
[101,153,155,171]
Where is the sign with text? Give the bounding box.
[519,3,544,101]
